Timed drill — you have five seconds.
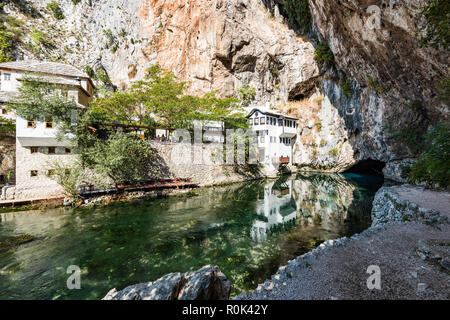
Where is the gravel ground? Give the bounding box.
[391,185,450,218]
[241,221,449,300]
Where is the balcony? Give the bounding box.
[279,156,290,164]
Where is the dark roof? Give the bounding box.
[0,91,19,103]
[0,60,89,79]
[246,108,298,120]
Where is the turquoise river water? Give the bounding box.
[0,172,383,299]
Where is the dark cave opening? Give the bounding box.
[346,159,386,175]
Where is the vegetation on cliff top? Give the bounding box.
[282,0,312,34]
[408,122,450,188]
[417,0,449,49]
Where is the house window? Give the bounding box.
[30,146,39,154]
[260,117,265,125]
[47,169,56,176]
[254,118,259,125]
[27,118,36,128]
[1,108,7,114]
[65,148,71,154]
[45,118,54,129]
[249,118,253,126]
[30,170,38,177]
[278,119,283,126]
[48,147,56,154]
[4,73,11,81]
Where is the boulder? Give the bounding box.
[102,265,230,300]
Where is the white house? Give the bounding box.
[250,179,298,242]
[0,60,94,200]
[247,108,298,172]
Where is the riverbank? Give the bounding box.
[235,184,450,300]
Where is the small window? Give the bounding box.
[1,108,7,115]
[27,119,36,128]
[278,119,283,126]
[254,118,259,125]
[4,73,11,81]
[30,170,38,177]
[47,169,56,176]
[45,118,54,129]
[30,147,39,154]
[65,148,71,154]
[48,147,56,154]
[260,117,265,125]
[249,118,253,125]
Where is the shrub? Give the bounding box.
[417,0,449,49]
[314,43,335,66]
[366,76,385,93]
[341,78,352,99]
[329,148,339,157]
[283,0,311,33]
[237,84,256,107]
[47,1,64,20]
[409,122,450,188]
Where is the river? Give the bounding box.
[0,172,383,299]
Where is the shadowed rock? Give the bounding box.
[102,265,230,300]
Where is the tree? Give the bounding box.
[237,84,256,107]
[417,0,449,49]
[7,74,77,123]
[91,64,248,130]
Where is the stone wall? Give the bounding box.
[149,141,262,186]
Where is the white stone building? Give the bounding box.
[250,178,298,242]
[247,108,298,173]
[0,61,94,200]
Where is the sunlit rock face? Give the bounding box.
[10,0,319,105]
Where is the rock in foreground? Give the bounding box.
[102,265,230,300]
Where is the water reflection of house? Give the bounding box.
[250,179,298,242]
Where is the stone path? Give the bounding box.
[240,222,449,300]
[391,185,450,218]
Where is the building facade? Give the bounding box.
[247,108,298,172]
[0,61,94,200]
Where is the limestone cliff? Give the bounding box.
[2,0,448,177]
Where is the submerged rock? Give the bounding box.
[102,265,230,300]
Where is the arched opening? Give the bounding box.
[346,159,386,175]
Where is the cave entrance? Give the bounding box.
[346,159,386,175]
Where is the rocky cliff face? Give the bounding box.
[3,0,448,176]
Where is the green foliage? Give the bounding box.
[417,0,449,49]
[0,28,12,62]
[7,75,77,124]
[407,99,427,117]
[282,0,311,33]
[237,84,256,107]
[391,123,426,155]
[30,27,50,47]
[340,77,352,99]
[85,66,95,79]
[436,77,449,104]
[409,123,450,187]
[366,76,385,93]
[91,64,247,130]
[46,1,64,20]
[0,117,15,134]
[314,43,335,66]
[71,0,81,5]
[50,160,86,196]
[86,132,153,186]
